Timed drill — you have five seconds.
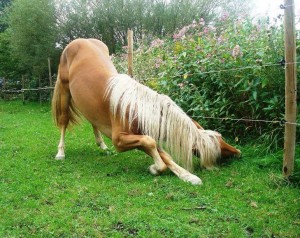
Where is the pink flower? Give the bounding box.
[173,25,190,40]
[192,20,197,27]
[155,58,163,68]
[178,83,184,89]
[221,12,229,21]
[203,27,210,34]
[217,36,224,43]
[199,18,205,26]
[232,45,243,59]
[150,38,164,48]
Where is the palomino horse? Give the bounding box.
[52,38,240,185]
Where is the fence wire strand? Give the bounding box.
[1,60,299,128]
[172,61,299,78]
[193,115,300,127]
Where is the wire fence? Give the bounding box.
[193,115,300,127]
[0,61,299,126]
[1,87,54,94]
[165,60,300,127]
[0,75,55,104]
[171,62,284,78]
[0,4,299,128]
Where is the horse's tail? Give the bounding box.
[51,69,79,128]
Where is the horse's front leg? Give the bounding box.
[112,131,202,185]
[92,125,108,150]
[112,132,167,175]
[158,149,202,185]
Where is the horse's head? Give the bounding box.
[217,134,241,159]
[192,120,241,167]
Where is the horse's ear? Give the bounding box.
[192,119,204,129]
[219,137,241,158]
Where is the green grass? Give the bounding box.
[0,100,299,238]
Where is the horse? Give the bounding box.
[52,38,241,185]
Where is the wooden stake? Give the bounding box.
[127,29,133,77]
[22,75,25,104]
[283,0,297,178]
[3,77,6,101]
[39,75,42,105]
[48,57,53,100]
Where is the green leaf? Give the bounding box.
[252,91,257,101]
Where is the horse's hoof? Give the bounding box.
[149,165,160,175]
[182,174,203,185]
[55,155,65,160]
[236,149,242,158]
[189,176,203,185]
[99,143,108,150]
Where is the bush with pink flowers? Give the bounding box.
[113,15,299,149]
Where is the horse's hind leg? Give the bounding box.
[54,84,71,160]
[56,127,66,160]
[92,125,108,150]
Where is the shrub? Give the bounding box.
[112,15,300,150]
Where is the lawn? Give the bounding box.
[0,100,299,237]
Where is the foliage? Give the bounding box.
[0,0,11,32]
[0,0,251,83]
[7,0,59,79]
[55,0,250,52]
[0,100,299,237]
[113,15,300,149]
[0,31,19,79]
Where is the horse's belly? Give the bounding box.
[78,103,113,139]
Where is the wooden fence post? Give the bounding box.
[127,29,133,77]
[48,57,53,100]
[283,0,297,178]
[3,77,6,101]
[22,75,25,104]
[39,75,42,105]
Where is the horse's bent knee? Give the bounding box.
[112,140,123,152]
[140,135,156,149]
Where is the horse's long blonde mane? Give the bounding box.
[106,74,221,171]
